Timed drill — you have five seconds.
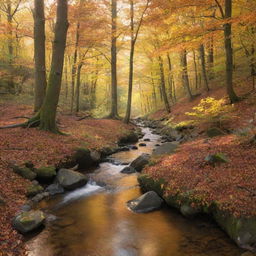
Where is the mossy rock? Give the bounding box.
[137,174,166,196]
[26,184,44,197]
[213,209,256,249]
[206,127,225,138]
[205,153,229,165]
[35,166,56,180]
[119,131,139,144]
[72,148,101,169]
[13,210,45,234]
[13,166,37,180]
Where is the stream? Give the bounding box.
[25,126,243,256]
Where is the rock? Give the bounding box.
[121,166,136,174]
[73,148,101,169]
[13,166,37,180]
[152,142,178,156]
[57,169,87,190]
[31,193,47,203]
[90,150,101,163]
[24,161,34,169]
[127,191,163,213]
[180,204,200,218]
[119,131,139,144]
[155,144,160,147]
[119,146,130,152]
[205,153,229,165]
[130,153,150,172]
[26,184,44,197]
[20,204,31,212]
[144,138,150,142]
[130,145,138,150]
[35,166,56,181]
[13,210,45,234]
[32,180,39,185]
[206,127,226,138]
[45,183,65,196]
[139,143,147,147]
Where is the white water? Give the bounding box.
[63,181,104,203]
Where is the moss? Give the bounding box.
[138,174,167,196]
[13,166,37,180]
[118,131,139,144]
[35,166,56,179]
[26,184,44,197]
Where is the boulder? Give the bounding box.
[45,183,65,196]
[205,153,229,165]
[130,153,150,172]
[13,210,45,234]
[206,127,225,138]
[143,138,150,142]
[13,166,36,181]
[139,143,147,147]
[73,148,101,169]
[31,192,49,203]
[57,169,87,190]
[127,191,163,213]
[152,142,178,156]
[121,166,136,174]
[26,184,44,197]
[35,166,56,181]
[119,131,139,144]
[130,145,138,150]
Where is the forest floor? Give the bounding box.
[144,85,256,217]
[0,102,133,256]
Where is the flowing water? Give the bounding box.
[26,126,243,256]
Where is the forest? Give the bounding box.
[0,0,256,256]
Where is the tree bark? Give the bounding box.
[192,50,199,90]
[71,22,80,113]
[180,50,193,99]
[33,0,68,133]
[75,63,83,113]
[33,0,47,112]
[224,0,239,103]
[199,44,210,91]
[109,0,118,118]
[158,56,171,113]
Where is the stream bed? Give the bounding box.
[25,126,243,256]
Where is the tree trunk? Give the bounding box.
[71,22,80,113]
[199,44,210,91]
[75,63,83,113]
[33,0,47,112]
[109,0,118,118]
[208,36,214,79]
[124,0,135,123]
[151,71,157,109]
[7,0,14,93]
[167,53,174,103]
[224,0,239,103]
[180,50,193,99]
[192,50,199,90]
[158,56,171,113]
[34,0,68,133]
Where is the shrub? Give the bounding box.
[185,97,234,128]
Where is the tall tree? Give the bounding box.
[199,44,210,91]
[215,0,239,103]
[33,0,47,112]
[124,0,150,123]
[109,0,118,118]
[28,0,69,132]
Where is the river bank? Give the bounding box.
[0,103,137,256]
